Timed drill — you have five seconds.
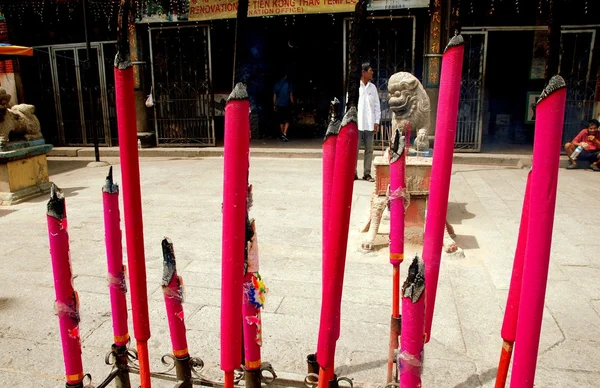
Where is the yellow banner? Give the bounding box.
[190,0,358,21]
[189,0,428,21]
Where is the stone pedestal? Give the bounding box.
[0,139,53,205]
[373,156,432,245]
[363,155,462,254]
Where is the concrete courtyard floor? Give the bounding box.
[1,156,599,387]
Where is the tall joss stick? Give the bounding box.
[316,108,359,388]
[316,1,367,385]
[102,167,132,387]
[243,219,267,387]
[221,83,250,388]
[510,76,566,388]
[114,1,151,385]
[387,121,412,383]
[102,167,130,348]
[305,99,341,381]
[399,255,426,387]
[422,34,465,343]
[47,184,85,387]
[494,171,532,388]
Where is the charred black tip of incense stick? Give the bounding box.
[102,166,119,194]
[444,34,465,53]
[392,128,401,154]
[47,183,66,220]
[389,128,402,164]
[325,119,342,138]
[402,255,425,303]
[341,106,358,128]
[538,75,566,103]
[227,82,249,102]
[114,0,132,70]
[161,237,177,286]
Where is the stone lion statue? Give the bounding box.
[0,88,43,147]
[388,72,430,135]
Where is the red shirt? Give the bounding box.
[574,129,600,152]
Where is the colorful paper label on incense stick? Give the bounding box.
[245,273,267,309]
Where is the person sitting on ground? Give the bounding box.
[565,119,600,171]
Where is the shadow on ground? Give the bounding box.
[453,368,497,388]
[0,209,16,218]
[48,159,91,176]
[447,202,476,225]
[454,234,480,250]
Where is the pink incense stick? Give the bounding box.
[47,184,84,386]
[510,76,566,388]
[399,255,426,388]
[243,220,265,371]
[221,83,250,376]
[387,121,412,382]
[422,34,465,343]
[495,170,532,388]
[389,123,409,267]
[323,101,342,343]
[161,238,189,359]
[115,43,152,386]
[102,167,130,347]
[317,108,359,372]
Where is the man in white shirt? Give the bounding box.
[355,62,381,182]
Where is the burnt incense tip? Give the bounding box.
[444,33,465,53]
[538,75,567,103]
[402,255,425,303]
[341,106,358,128]
[161,237,177,286]
[47,184,66,220]
[227,82,249,102]
[325,98,342,138]
[325,119,341,138]
[389,128,403,163]
[102,166,119,194]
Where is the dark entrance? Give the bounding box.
[484,31,542,148]
[239,14,345,140]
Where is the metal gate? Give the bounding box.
[456,31,487,152]
[32,41,116,146]
[343,16,415,149]
[560,29,596,145]
[149,25,215,146]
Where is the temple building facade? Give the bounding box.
[0,0,598,152]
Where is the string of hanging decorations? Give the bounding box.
[0,0,191,25]
[455,0,597,21]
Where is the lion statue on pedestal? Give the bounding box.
[0,88,43,147]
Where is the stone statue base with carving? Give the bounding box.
[361,155,463,256]
[0,139,53,205]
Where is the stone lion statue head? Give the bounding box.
[387,72,430,135]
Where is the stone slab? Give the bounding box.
[0,143,53,162]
